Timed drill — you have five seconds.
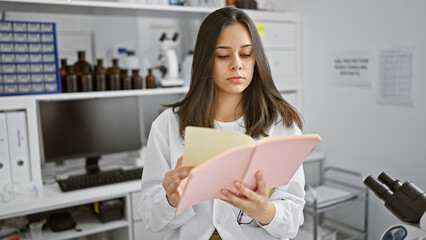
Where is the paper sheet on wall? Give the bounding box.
[331,51,372,87]
[377,48,414,106]
[255,23,265,36]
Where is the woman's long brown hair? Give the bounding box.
[166,7,303,139]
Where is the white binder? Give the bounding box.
[0,113,12,185]
[6,111,31,182]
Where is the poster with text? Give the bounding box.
[331,51,372,87]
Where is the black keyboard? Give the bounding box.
[57,167,143,192]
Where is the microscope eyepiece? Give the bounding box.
[172,33,179,41]
[364,175,393,201]
[378,172,402,191]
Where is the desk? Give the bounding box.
[0,151,324,240]
[0,181,142,240]
[0,181,140,220]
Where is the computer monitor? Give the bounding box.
[39,96,142,174]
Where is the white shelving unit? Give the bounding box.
[0,0,301,91]
[0,2,302,239]
[0,180,136,240]
[39,210,128,240]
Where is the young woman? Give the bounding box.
[139,7,305,240]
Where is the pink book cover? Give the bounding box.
[175,132,321,215]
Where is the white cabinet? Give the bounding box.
[248,11,301,110]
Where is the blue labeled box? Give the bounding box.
[0,20,61,96]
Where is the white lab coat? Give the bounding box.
[138,108,306,240]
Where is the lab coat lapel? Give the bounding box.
[213,199,233,225]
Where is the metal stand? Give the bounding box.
[304,167,369,240]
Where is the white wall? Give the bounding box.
[276,1,426,239]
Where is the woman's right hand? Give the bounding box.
[163,156,193,208]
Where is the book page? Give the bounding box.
[182,126,255,167]
[176,145,255,215]
[243,134,321,190]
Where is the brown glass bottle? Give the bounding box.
[94,59,106,91]
[73,51,92,74]
[65,66,78,92]
[146,68,156,89]
[80,66,93,92]
[131,69,143,89]
[95,58,108,74]
[60,59,67,76]
[121,69,131,90]
[60,59,68,92]
[107,58,121,90]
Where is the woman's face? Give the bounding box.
[213,23,255,98]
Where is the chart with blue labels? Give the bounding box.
[0,20,61,96]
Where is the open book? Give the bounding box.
[175,126,321,215]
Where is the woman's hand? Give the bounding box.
[163,156,193,208]
[221,171,276,225]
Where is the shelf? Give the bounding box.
[0,87,188,103]
[41,208,129,240]
[4,208,129,240]
[0,85,302,102]
[0,0,210,17]
[0,181,140,220]
[0,0,293,20]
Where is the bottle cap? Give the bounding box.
[118,48,127,54]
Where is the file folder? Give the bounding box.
[0,113,12,185]
[6,111,31,182]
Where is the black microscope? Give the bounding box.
[364,172,426,239]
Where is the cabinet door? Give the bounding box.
[267,50,297,76]
[133,221,166,240]
[251,18,300,92]
[259,22,296,49]
[131,191,142,221]
[266,50,298,90]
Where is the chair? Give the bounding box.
[303,166,369,240]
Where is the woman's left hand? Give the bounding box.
[221,171,275,225]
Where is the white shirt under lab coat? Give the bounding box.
[138,108,305,240]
